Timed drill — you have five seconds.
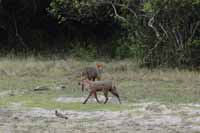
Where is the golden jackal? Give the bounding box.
[81,64,103,81]
[79,79,121,104]
[80,64,104,91]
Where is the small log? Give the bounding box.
[33,86,50,91]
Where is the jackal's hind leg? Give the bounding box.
[94,92,101,104]
[103,91,109,104]
[110,89,121,104]
[92,77,96,81]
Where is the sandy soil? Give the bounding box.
[1,97,200,133]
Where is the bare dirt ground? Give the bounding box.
[1,97,200,133]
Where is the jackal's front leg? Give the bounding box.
[94,92,101,104]
[83,91,93,104]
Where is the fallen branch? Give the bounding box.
[33,86,50,91]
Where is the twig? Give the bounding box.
[159,23,168,38]
[143,35,166,63]
[13,13,27,49]
[147,8,163,40]
[96,0,137,17]
[111,3,127,22]
[188,21,200,43]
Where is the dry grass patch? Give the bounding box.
[0,56,199,107]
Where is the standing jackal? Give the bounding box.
[79,79,121,104]
[80,64,104,91]
[81,64,103,81]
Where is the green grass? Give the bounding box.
[120,80,200,104]
[0,89,128,111]
[0,57,200,111]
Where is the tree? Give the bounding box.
[0,0,52,50]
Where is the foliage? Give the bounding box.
[48,0,114,24]
[0,0,199,68]
[140,0,200,68]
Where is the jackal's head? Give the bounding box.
[96,64,104,75]
[96,64,103,70]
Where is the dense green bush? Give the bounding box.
[0,0,199,68]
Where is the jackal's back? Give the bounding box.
[81,66,102,81]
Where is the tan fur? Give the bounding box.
[80,64,104,91]
[79,79,121,104]
[81,64,103,80]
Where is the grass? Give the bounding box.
[0,56,200,111]
[0,89,128,111]
[120,80,200,103]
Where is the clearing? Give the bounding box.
[0,57,200,132]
